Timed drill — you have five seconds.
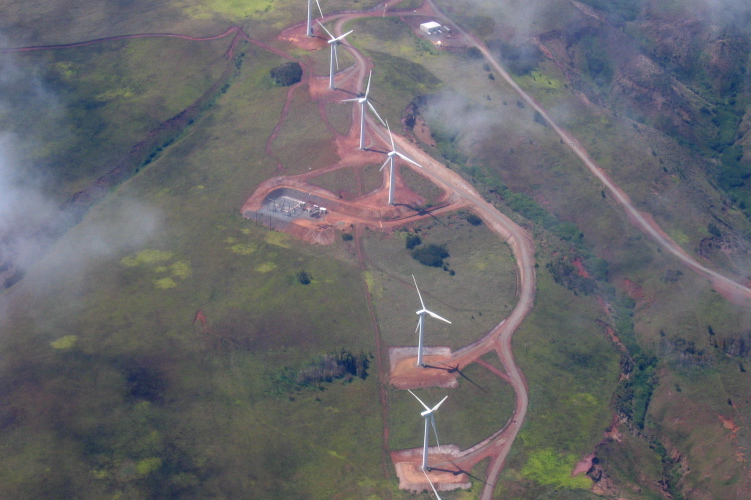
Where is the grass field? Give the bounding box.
[309,167,360,199]
[323,100,353,136]
[400,164,446,206]
[362,212,518,351]
[4,2,751,499]
[1,36,232,203]
[0,30,394,499]
[498,261,621,497]
[271,83,342,175]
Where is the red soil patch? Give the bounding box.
[572,258,591,278]
[596,318,627,353]
[621,278,644,303]
[389,347,459,389]
[391,446,471,493]
[278,25,329,52]
[719,415,741,437]
[193,310,209,334]
[241,170,456,246]
[572,453,595,476]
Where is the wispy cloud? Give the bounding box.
[0,44,161,298]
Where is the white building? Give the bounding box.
[419,21,442,35]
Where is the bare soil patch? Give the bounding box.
[391,445,471,493]
[388,346,459,389]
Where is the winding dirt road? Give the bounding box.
[424,0,751,306]
[261,3,538,497]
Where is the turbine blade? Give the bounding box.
[422,469,443,499]
[430,413,442,453]
[396,152,423,168]
[341,97,360,102]
[334,44,339,70]
[412,275,426,310]
[386,120,396,152]
[431,395,448,413]
[426,310,452,324]
[415,320,420,335]
[367,100,386,127]
[334,29,353,42]
[364,70,372,98]
[317,20,334,39]
[315,0,324,18]
[379,156,390,171]
[408,389,432,413]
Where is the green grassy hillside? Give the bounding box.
[3,1,751,499]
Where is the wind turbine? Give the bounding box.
[380,121,423,205]
[318,21,353,89]
[408,389,448,472]
[412,274,451,367]
[342,71,386,149]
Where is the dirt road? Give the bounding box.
[317,4,537,496]
[424,0,751,306]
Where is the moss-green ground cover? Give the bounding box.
[5,2,751,499]
[0,27,392,499]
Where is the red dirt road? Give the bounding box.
[241,3,536,496]
[425,0,751,306]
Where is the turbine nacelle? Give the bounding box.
[318,20,352,44]
[417,308,452,324]
[328,29,353,44]
[384,121,424,168]
[418,395,448,417]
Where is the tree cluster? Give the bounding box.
[270,62,303,87]
[295,349,371,386]
[411,243,450,268]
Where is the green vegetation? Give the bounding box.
[270,349,372,393]
[411,243,450,267]
[487,40,543,76]
[269,61,303,87]
[404,232,422,250]
[6,2,751,498]
[0,31,394,499]
[295,269,312,284]
[521,449,591,489]
[1,37,231,203]
[465,212,483,226]
[362,213,518,350]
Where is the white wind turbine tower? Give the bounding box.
[306,0,314,36]
[318,21,353,89]
[412,275,451,367]
[307,0,325,37]
[408,390,448,472]
[342,71,386,149]
[381,121,423,205]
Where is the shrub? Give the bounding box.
[270,62,303,87]
[411,244,449,267]
[405,233,422,250]
[466,46,483,59]
[341,232,353,241]
[465,213,482,226]
[296,270,311,285]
